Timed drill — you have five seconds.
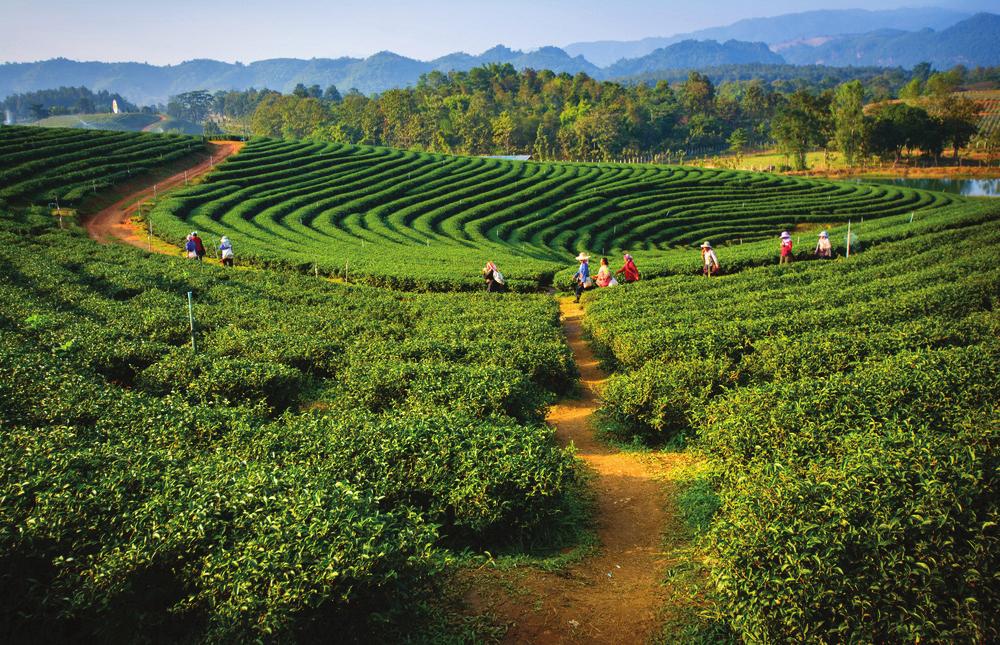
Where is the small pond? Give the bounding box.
[858,177,1000,197]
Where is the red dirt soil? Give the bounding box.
[86,141,243,249]
[466,298,692,644]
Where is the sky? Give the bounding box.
[1,0,996,65]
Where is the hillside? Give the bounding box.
[2,11,999,105]
[605,40,783,77]
[0,46,601,105]
[782,13,1000,68]
[1,125,997,642]
[31,112,162,132]
[565,7,972,66]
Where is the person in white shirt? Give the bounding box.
[701,241,719,277]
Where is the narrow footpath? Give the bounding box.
[468,298,692,644]
[86,140,243,249]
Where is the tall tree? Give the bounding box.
[931,94,979,162]
[771,91,826,170]
[831,81,866,166]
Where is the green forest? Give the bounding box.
[220,63,1000,167]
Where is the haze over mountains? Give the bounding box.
[565,7,975,65]
[1,8,998,106]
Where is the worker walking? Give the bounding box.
[573,253,592,303]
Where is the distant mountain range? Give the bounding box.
[781,12,1000,68]
[1,10,998,106]
[565,7,974,66]
[0,41,777,105]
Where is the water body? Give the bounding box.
[859,177,1000,197]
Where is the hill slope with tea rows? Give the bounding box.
[146,136,970,290]
[0,127,582,640]
[0,125,204,206]
[582,206,1000,642]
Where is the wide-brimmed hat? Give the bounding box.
[780,231,792,239]
[700,241,713,249]
[576,252,590,262]
[819,231,829,238]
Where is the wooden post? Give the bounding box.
[187,292,196,353]
[846,220,852,259]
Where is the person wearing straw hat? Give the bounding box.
[779,230,793,265]
[219,236,235,267]
[572,252,592,303]
[701,241,719,277]
[482,261,506,292]
[615,252,641,283]
[815,231,832,259]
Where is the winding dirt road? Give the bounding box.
[86,140,243,249]
[468,298,691,644]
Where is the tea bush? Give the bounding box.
[582,203,1000,641]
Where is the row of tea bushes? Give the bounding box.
[581,207,1000,641]
[0,210,579,640]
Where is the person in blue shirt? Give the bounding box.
[185,234,197,259]
[573,252,591,303]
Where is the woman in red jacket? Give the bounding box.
[615,253,640,283]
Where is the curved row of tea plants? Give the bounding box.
[0,208,581,641]
[581,211,1000,642]
[143,135,971,290]
[0,125,204,205]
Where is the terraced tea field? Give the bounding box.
[148,137,963,289]
[2,124,998,642]
[0,125,203,205]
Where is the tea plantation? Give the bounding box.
[584,209,1000,641]
[1,125,998,641]
[145,136,967,290]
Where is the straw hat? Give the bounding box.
[575,252,590,262]
[780,231,791,239]
[700,241,712,249]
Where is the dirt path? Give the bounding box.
[86,141,243,250]
[467,298,691,644]
[141,114,169,132]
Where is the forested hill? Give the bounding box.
[565,7,973,66]
[605,41,782,77]
[0,40,766,105]
[2,12,998,105]
[781,13,1000,68]
[0,46,600,106]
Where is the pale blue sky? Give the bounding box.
[1,0,994,65]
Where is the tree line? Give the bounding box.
[222,63,995,167]
[2,87,138,121]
